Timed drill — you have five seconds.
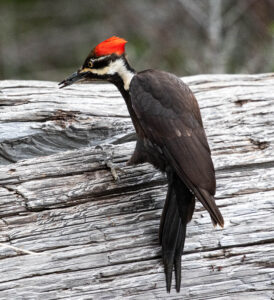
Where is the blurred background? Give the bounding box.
[0,0,274,81]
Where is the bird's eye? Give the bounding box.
[88,61,93,68]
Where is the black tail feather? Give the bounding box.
[160,172,195,293]
[174,254,182,292]
[160,184,180,292]
[174,222,184,292]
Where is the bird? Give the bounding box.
[59,36,224,293]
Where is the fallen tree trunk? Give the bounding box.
[0,74,273,299]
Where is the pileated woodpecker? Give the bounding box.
[59,36,224,293]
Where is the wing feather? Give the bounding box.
[130,70,224,226]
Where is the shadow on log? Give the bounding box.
[0,74,273,299]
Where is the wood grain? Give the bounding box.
[0,74,273,299]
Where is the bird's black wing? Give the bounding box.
[130,69,224,227]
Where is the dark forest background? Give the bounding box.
[1,0,274,81]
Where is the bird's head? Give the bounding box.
[59,36,135,90]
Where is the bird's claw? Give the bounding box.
[104,159,126,181]
[96,145,125,181]
[105,161,118,181]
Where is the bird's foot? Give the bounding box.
[95,145,126,181]
[104,160,126,181]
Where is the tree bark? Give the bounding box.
[0,74,273,299]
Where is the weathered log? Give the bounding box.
[0,74,273,299]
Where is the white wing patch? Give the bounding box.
[175,129,182,137]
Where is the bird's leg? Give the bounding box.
[95,145,126,181]
[126,140,146,166]
[105,159,124,181]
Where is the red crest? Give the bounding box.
[94,36,127,57]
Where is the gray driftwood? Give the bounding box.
[0,74,273,300]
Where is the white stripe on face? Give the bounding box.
[90,58,134,90]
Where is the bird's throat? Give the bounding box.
[112,58,135,90]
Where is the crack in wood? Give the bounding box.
[249,138,270,150]
[2,185,31,212]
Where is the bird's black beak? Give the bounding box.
[58,70,89,89]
